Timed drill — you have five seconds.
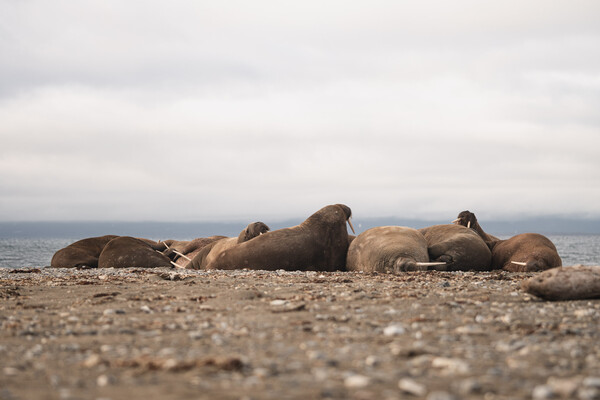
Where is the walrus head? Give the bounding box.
[238,221,270,243]
[335,204,355,234]
[453,210,477,229]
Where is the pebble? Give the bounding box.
[431,357,470,375]
[398,378,427,396]
[427,391,457,400]
[532,384,555,400]
[344,374,370,389]
[383,324,406,336]
[140,305,153,314]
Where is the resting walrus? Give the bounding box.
[418,224,492,271]
[97,236,172,268]
[347,226,441,272]
[521,265,600,301]
[199,204,355,271]
[50,235,119,268]
[453,210,562,272]
[187,222,270,269]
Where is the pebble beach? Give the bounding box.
[1,267,600,400]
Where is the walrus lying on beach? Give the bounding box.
[163,236,228,268]
[521,265,600,300]
[97,236,173,268]
[418,224,492,271]
[187,222,270,269]
[453,210,562,272]
[347,226,443,272]
[195,204,355,271]
[51,235,119,268]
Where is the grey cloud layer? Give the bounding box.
[1,1,599,221]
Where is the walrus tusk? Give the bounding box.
[467,221,471,229]
[451,218,460,224]
[347,217,356,234]
[511,261,527,266]
[416,262,447,266]
[173,250,192,261]
[163,242,170,250]
[170,261,185,269]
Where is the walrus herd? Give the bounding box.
[49,203,597,300]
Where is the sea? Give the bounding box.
[0,235,599,269]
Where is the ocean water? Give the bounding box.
[0,235,599,269]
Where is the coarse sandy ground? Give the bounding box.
[1,267,599,400]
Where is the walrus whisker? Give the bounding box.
[173,250,192,261]
[511,261,528,266]
[347,217,356,234]
[416,262,447,266]
[170,261,185,269]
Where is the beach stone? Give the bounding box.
[383,323,406,336]
[344,374,370,388]
[431,357,470,375]
[532,384,555,400]
[427,391,457,400]
[398,378,427,396]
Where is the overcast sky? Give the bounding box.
[1,1,599,223]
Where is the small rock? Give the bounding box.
[431,357,470,375]
[547,376,582,397]
[82,354,104,368]
[270,300,288,306]
[96,374,113,387]
[532,384,555,400]
[398,378,427,396]
[383,324,406,336]
[427,391,457,400]
[3,367,19,376]
[344,374,370,388]
[365,355,379,367]
[583,377,600,388]
[140,305,153,313]
[188,331,204,340]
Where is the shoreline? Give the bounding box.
[1,268,599,399]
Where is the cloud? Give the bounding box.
[1,1,599,221]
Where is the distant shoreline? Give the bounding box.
[2,217,600,239]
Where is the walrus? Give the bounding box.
[97,236,172,268]
[50,235,119,268]
[492,233,562,272]
[453,210,562,272]
[187,222,270,269]
[418,224,492,271]
[452,210,500,249]
[347,226,443,272]
[163,236,228,268]
[521,265,600,301]
[197,204,355,271]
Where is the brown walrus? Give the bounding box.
[196,204,355,271]
[521,265,600,300]
[187,222,270,269]
[346,226,438,272]
[50,235,119,268]
[97,236,172,268]
[164,236,228,268]
[453,210,562,272]
[418,224,492,271]
[452,210,500,248]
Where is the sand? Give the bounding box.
[1,267,599,400]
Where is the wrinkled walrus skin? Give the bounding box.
[346,226,429,273]
[188,222,271,269]
[521,265,600,301]
[418,224,492,271]
[50,235,119,268]
[98,236,172,268]
[200,204,353,271]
